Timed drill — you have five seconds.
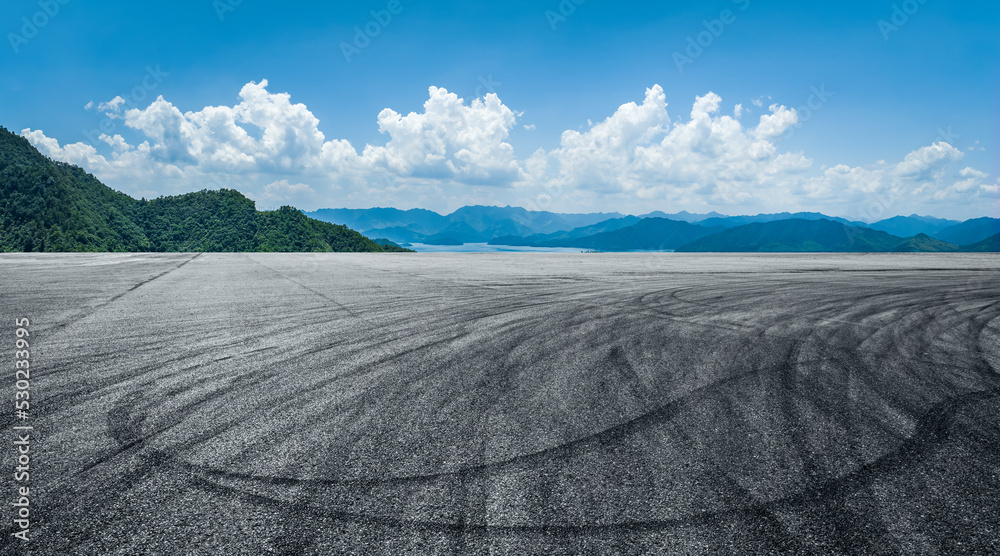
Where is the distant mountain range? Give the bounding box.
[309,206,1000,253]
[675,219,961,253]
[492,217,722,251]
[490,216,644,246]
[307,206,623,245]
[866,214,960,238]
[933,217,1000,246]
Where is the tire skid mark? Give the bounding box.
[116,295,1000,536]
[46,253,203,336]
[31,332,256,413]
[176,356,827,487]
[75,370,262,477]
[170,388,1000,536]
[87,274,998,485]
[243,254,365,319]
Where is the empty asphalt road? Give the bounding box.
[1,253,998,555]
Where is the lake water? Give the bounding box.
[405,243,675,253]
[406,243,591,253]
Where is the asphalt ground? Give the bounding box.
[1,253,998,555]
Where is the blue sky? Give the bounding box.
[2,0,997,219]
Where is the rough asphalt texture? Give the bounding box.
[1,253,998,555]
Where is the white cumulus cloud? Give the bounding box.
[894,142,964,179]
[254,180,318,206]
[19,81,995,217]
[360,86,523,186]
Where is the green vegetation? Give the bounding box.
[136,189,258,252]
[0,127,411,253]
[889,233,959,253]
[371,238,408,249]
[255,206,411,252]
[959,233,1000,252]
[0,128,150,252]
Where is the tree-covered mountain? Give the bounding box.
[370,237,407,249]
[135,189,410,252]
[360,226,428,245]
[253,206,409,252]
[491,217,718,251]
[639,210,727,222]
[136,189,259,252]
[959,232,1000,252]
[698,212,869,229]
[889,233,959,253]
[557,218,722,251]
[932,217,1000,246]
[0,126,151,252]
[422,221,487,244]
[0,127,409,253]
[675,219,959,253]
[489,216,644,246]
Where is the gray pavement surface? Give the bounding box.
[1,253,998,555]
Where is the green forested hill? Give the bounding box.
[0,128,150,251]
[959,233,1000,252]
[254,206,402,252]
[136,189,259,252]
[0,127,410,253]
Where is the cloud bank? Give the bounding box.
[22,80,996,219]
